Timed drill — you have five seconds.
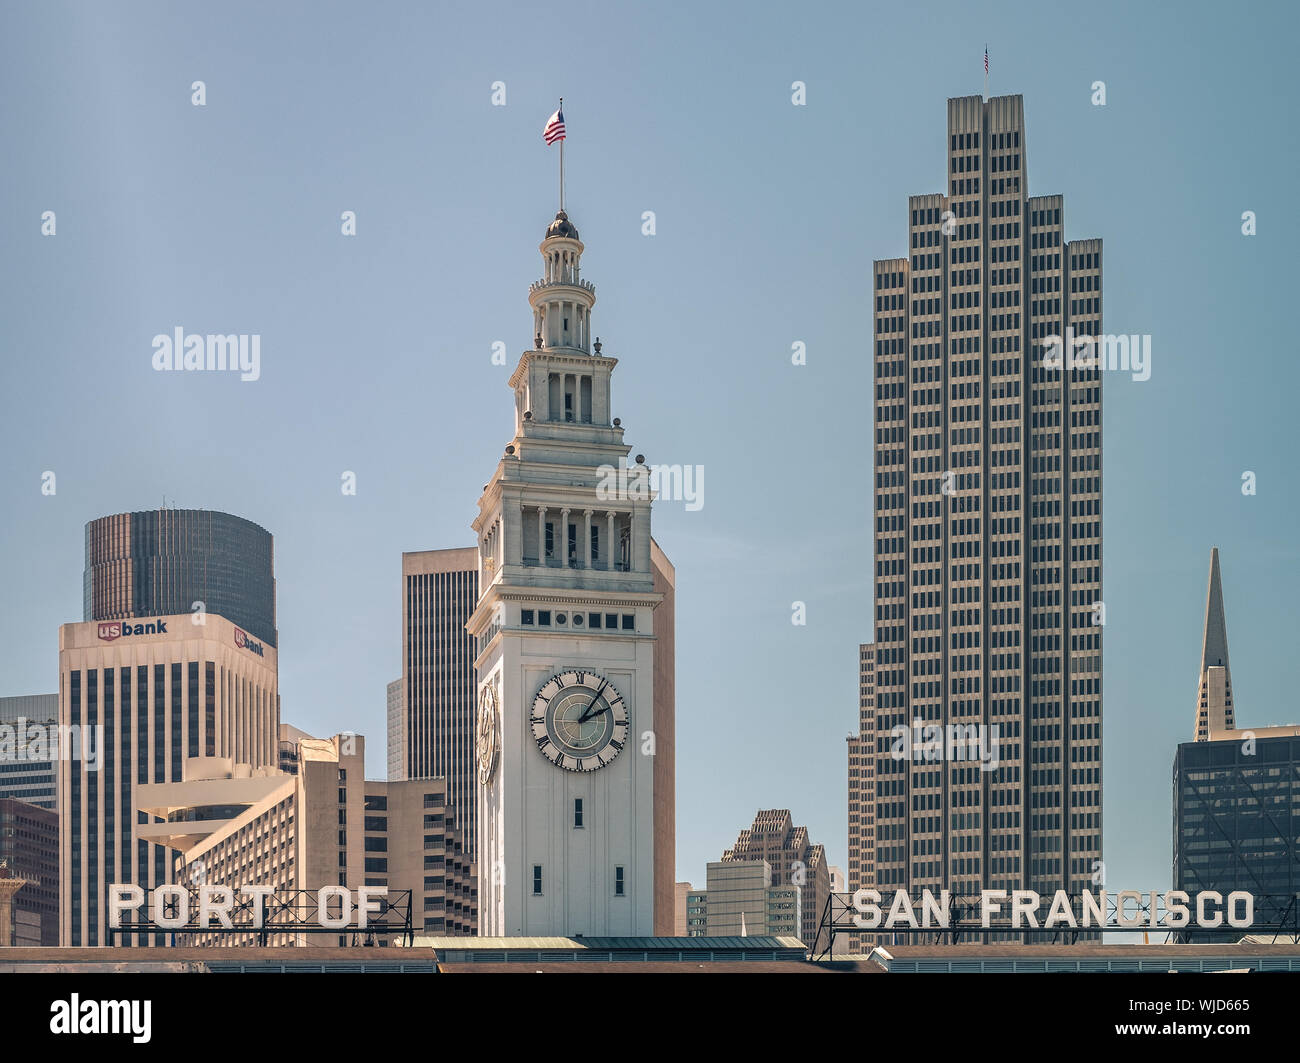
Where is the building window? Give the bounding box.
[614,866,625,896]
[574,798,584,828]
[533,865,543,895]
[521,609,535,625]
[538,611,551,626]
[621,614,634,631]
[588,612,601,629]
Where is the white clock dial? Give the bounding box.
[530,670,629,772]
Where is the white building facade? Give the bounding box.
[57,612,279,945]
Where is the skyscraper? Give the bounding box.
[0,693,58,809]
[386,678,405,781]
[84,509,277,648]
[1194,548,1236,739]
[845,645,874,952]
[1175,549,1298,940]
[722,809,829,951]
[400,548,478,854]
[59,509,280,946]
[852,94,1103,915]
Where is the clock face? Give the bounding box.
[476,683,500,785]
[531,670,629,773]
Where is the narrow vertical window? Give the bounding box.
[532,865,543,895]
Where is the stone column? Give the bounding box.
[508,503,523,566]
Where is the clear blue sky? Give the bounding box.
[2,0,1298,893]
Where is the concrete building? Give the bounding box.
[856,94,1103,918]
[401,548,478,849]
[685,860,800,939]
[0,693,58,810]
[134,731,476,945]
[58,611,280,946]
[84,509,277,649]
[386,678,404,781]
[1194,548,1236,740]
[723,809,829,951]
[467,205,676,937]
[673,880,692,936]
[278,722,311,775]
[0,798,59,945]
[684,884,706,936]
[363,777,476,936]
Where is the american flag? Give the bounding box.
[984,47,989,74]
[544,106,566,145]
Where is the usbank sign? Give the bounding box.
[97,619,168,642]
[234,627,265,657]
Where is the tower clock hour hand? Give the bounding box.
[577,678,609,723]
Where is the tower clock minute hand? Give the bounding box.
[577,678,609,723]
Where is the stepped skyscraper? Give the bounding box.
[849,95,1103,923]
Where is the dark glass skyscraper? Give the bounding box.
[1173,733,1300,942]
[84,509,277,647]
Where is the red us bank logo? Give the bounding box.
[97,619,167,641]
[234,627,265,657]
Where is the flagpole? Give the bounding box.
[559,97,565,212]
[983,46,988,100]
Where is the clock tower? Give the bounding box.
[468,208,671,937]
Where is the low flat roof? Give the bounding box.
[408,935,805,951]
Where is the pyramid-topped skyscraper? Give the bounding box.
[1194,548,1236,740]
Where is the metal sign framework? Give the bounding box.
[814,891,1300,959]
[107,888,414,947]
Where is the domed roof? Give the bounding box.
[545,210,579,240]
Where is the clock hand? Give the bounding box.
[577,678,609,723]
